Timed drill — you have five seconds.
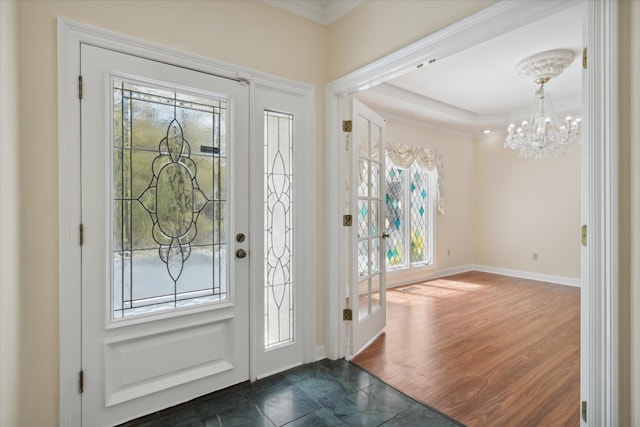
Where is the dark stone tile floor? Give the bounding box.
[120,359,464,427]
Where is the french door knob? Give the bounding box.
[236,249,247,259]
[382,232,390,239]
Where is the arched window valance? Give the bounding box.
[386,142,445,214]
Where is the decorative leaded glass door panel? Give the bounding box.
[80,44,249,426]
[251,86,308,378]
[349,100,387,356]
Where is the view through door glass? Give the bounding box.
[112,79,230,319]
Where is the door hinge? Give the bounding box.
[79,370,84,394]
[343,308,353,321]
[582,47,587,69]
[80,223,84,246]
[342,120,352,133]
[581,400,587,422]
[581,224,587,247]
[78,75,83,100]
[343,214,353,227]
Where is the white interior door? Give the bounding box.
[349,100,386,355]
[80,44,249,426]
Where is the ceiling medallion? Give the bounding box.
[505,49,581,159]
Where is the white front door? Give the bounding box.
[349,100,387,355]
[80,44,249,426]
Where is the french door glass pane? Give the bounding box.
[264,110,295,350]
[112,79,228,319]
[356,113,383,321]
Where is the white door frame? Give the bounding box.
[325,0,618,425]
[58,18,316,426]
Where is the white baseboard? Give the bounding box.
[315,345,326,361]
[386,264,580,288]
[471,264,581,287]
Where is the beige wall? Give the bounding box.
[0,1,21,425]
[631,0,640,422]
[375,115,581,284]
[473,133,581,278]
[383,117,475,284]
[620,1,636,424]
[18,1,326,425]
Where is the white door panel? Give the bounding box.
[81,44,249,426]
[350,100,386,355]
[251,86,307,377]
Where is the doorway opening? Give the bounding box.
[326,1,619,425]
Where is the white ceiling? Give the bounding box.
[355,4,584,137]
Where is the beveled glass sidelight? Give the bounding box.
[112,79,229,319]
[264,110,295,349]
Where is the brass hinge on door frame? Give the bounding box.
[581,401,587,422]
[79,370,84,394]
[78,75,83,100]
[79,223,84,246]
[343,120,352,133]
[343,308,353,321]
[581,224,587,247]
[583,47,587,69]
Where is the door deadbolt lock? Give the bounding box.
[236,248,247,259]
[236,233,246,243]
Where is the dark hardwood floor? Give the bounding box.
[351,271,580,427]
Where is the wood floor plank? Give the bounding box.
[352,271,580,427]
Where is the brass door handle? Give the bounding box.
[236,249,247,259]
[382,232,390,239]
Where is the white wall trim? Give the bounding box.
[385,264,580,289]
[57,19,83,427]
[326,1,618,425]
[58,18,315,426]
[0,2,21,425]
[585,1,619,424]
[327,0,581,95]
[471,265,581,288]
[324,86,345,360]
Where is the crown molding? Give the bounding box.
[264,0,363,25]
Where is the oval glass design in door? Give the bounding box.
[112,79,229,319]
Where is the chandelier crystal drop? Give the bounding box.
[505,49,581,159]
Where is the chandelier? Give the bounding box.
[505,49,581,159]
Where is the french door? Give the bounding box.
[80,44,249,426]
[349,100,387,354]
